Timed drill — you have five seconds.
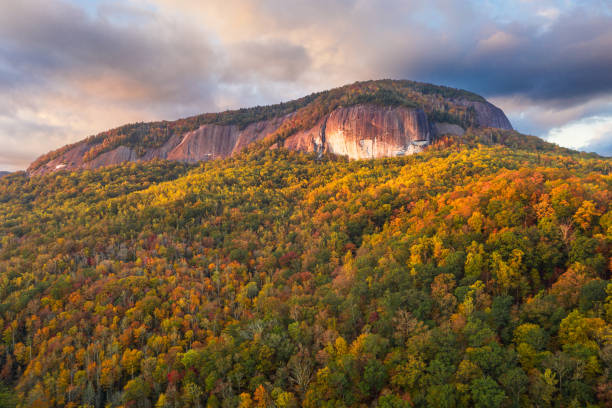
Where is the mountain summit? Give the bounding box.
[28,80,512,175]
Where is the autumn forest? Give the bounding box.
[0,126,610,408]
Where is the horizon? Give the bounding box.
[2,0,612,171]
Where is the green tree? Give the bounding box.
[499,368,528,408]
[122,377,151,408]
[471,377,505,408]
[426,384,457,408]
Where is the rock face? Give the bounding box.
[29,95,513,175]
[167,115,289,163]
[285,105,432,159]
[433,123,466,137]
[28,118,290,175]
[454,99,513,130]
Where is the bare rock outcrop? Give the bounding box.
[29,117,289,174]
[455,100,513,130]
[167,115,289,163]
[433,123,466,137]
[285,105,432,159]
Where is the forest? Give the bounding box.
[0,132,611,407]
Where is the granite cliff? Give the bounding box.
[28,80,513,175]
[284,105,433,159]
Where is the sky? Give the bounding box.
[1,0,612,171]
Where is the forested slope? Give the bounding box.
[0,136,611,407]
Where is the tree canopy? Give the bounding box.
[1,137,611,407]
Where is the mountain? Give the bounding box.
[28,80,512,174]
[0,171,10,178]
[1,81,611,407]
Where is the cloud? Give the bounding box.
[537,7,561,21]
[476,32,522,54]
[224,39,311,82]
[489,94,612,136]
[0,0,223,170]
[0,113,69,171]
[583,135,612,157]
[2,0,612,170]
[391,9,612,105]
[545,115,612,156]
[0,0,219,106]
[152,0,612,105]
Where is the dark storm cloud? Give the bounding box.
[388,9,612,106]
[185,0,612,107]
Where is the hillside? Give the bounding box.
[1,129,611,406]
[27,80,512,175]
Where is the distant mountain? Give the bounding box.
[28,79,513,175]
[0,171,10,178]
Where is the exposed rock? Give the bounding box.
[284,117,327,155]
[454,100,513,130]
[433,123,466,137]
[29,116,290,175]
[285,105,432,159]
[167,115,289,163]
[167,124,240,163]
